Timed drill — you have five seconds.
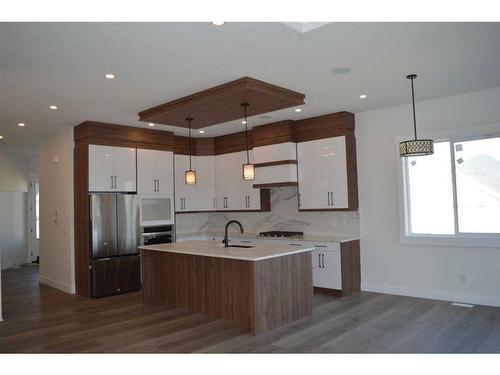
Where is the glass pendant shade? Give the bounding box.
[400,74,434,158]
[185,170,196,184]
[242,163,255,180]
[399,139,434,157]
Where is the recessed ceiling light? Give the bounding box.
[148,123,155,127]
[198,130,205,134]
[49,105,58,110]
[18,122,25,127]
[295,108,302,113]
[331,67,352,75]
[0,135,3,139]
[241,120,247,124]
[105,73,115,79]
[212,21,224,26]
[359,94,367,99]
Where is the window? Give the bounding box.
[35,182,40,239]
[403,135,500,238]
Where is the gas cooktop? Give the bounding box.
[258,231,304,238]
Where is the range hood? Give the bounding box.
[251,142,298,189]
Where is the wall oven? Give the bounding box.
[140,224,175,246]
[139,195,174,227]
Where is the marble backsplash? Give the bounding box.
[175,187,360,238]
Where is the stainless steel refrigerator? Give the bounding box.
[90,194,141,297]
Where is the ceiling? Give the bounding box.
[1,22,500,155]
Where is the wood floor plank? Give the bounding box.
[1,265,500,353]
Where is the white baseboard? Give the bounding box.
[361,282,500,308]
[39,275,73,294]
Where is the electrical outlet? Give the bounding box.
[459,274,467,283]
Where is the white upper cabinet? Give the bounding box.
[215,151,260,211]
[194,155,216,211]
[297,136,349,209]
[89,145,136,192]
[174,154,215,212]
[137,149,174,195]
[174,154,198,211]
[215,154,229,210]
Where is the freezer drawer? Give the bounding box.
[92,255,141,297]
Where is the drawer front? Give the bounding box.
[312,242,341,252]
[92,255,141,297]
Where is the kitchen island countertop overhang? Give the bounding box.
[140,240,314,335]
[138,240,315,261]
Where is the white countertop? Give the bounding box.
[139,240,314,261]
[206,231,359,243]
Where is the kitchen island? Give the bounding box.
[139,240,314,335]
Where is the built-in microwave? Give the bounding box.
[139,195,174,227]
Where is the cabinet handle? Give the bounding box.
[298,193,301,208]
[289,243,302,247]
[315,245,328,248]
[318,253,322,268]
[157,179,160,192]
[322,254,325,269]
[111,176,114,189]
[153,179,156,192]
[115,176,117,189]
[330,192,334,206]
[327,192,330,206]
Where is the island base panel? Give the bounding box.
[141,250,313,335]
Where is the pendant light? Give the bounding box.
[185,117,196,184]
[399,74,434,157]
[241,102,255,180]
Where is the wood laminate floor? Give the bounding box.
[1,265,500,353]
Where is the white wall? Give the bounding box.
[0,153,29,270]
[0,153,28,192]
[356,86,500,307]
[39,128,75,293]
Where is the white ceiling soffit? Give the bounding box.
[283,22,330,33]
